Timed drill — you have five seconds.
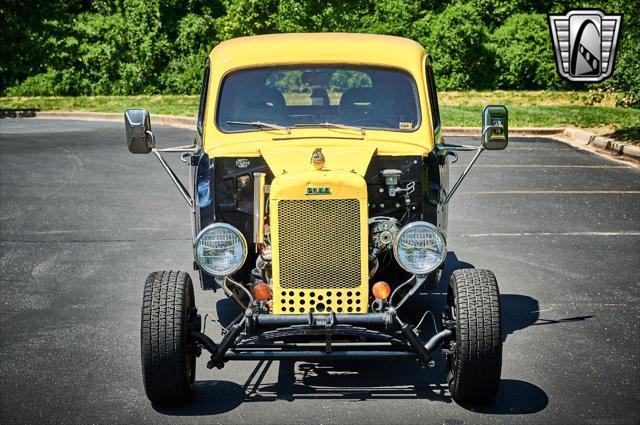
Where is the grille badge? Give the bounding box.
[306,186,331,195]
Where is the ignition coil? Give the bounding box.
[381,169,402,197]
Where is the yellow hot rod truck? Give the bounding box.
[125,33,509,405]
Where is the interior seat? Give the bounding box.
[231,88,286,122]
[339,87,376,123]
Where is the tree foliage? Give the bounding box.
[604,0,640,107]
[411,3,491,90]
[1,0,638,106]
[489,13,564,90]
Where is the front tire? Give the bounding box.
[141,271,197,405]
[446,269,502,403]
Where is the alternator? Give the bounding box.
[370,217,399,250]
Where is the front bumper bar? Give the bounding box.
[191,311,453,369]
[254,312,392,328]
[225,350,418,361]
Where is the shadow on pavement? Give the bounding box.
[406,252,543,343]
[153,361,548,416]
[153,380,245,415]
[263,358,451,402]
[439,252,593,342]
[460,379,549,414]
[155,357,452,417]
[160,251,598,416]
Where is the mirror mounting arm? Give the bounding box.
[156,145,201,154]
[438,125,501,205]
[124,109,200,209]
[151,143,200,209]
[441,145,484,205]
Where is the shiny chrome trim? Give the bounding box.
[436,143,479,152]
[444,145,484,204]
[156,145,201,153]
[392,221,447,275]
[152,149,194,208]
[437,125,501,204]
[253,172,266,244]
[146,131,201,209]
[390,274,428,310]
[194,223,248,276]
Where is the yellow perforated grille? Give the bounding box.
[277,199,361,290]
[277,289,366,314]
[272,196,369,314]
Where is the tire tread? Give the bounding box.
[448,268,502,402]
[141,270,194,404]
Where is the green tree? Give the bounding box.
[605,0,640,107]
[464,0,555,27]
[216,0,280,40]
[2,0,638,100]
[162,12,219,93]
[361,0,421,36]
[489,13,564,89]
[412,3,492,90]
[0,0,85,95]
[273,0,370,33]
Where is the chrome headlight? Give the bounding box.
[194,223,247,276]
[393,221,446,275]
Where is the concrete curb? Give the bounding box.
[563,127,640,161]
[36,111,196,129]
[443,127,564,137]
[27,111,639,161]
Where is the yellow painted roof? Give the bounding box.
[209,33,426,72]
[203,33,437,156]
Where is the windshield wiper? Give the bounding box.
[226,120,290,133]
[294,122,366,135]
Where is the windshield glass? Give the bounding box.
[217,66,420,132]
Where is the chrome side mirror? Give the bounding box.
[124,108,155,154]
[482,105,508,150]
[124,106,200,208]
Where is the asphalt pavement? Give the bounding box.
[1,119,639,425]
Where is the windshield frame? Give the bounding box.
[214,64,422,135]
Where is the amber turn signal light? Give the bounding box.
[252,282,272,301]
[372,281,391,300]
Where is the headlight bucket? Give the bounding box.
[194,223,247,276]
[392,221,447,275]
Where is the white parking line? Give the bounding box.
[535,303,628,310]
[464,190,640,194]
[452,231,640,237]
[503,147,573,150]
[451,164,632,168]
[535,303,629,310]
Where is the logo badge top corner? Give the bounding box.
[548,10,622,83]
